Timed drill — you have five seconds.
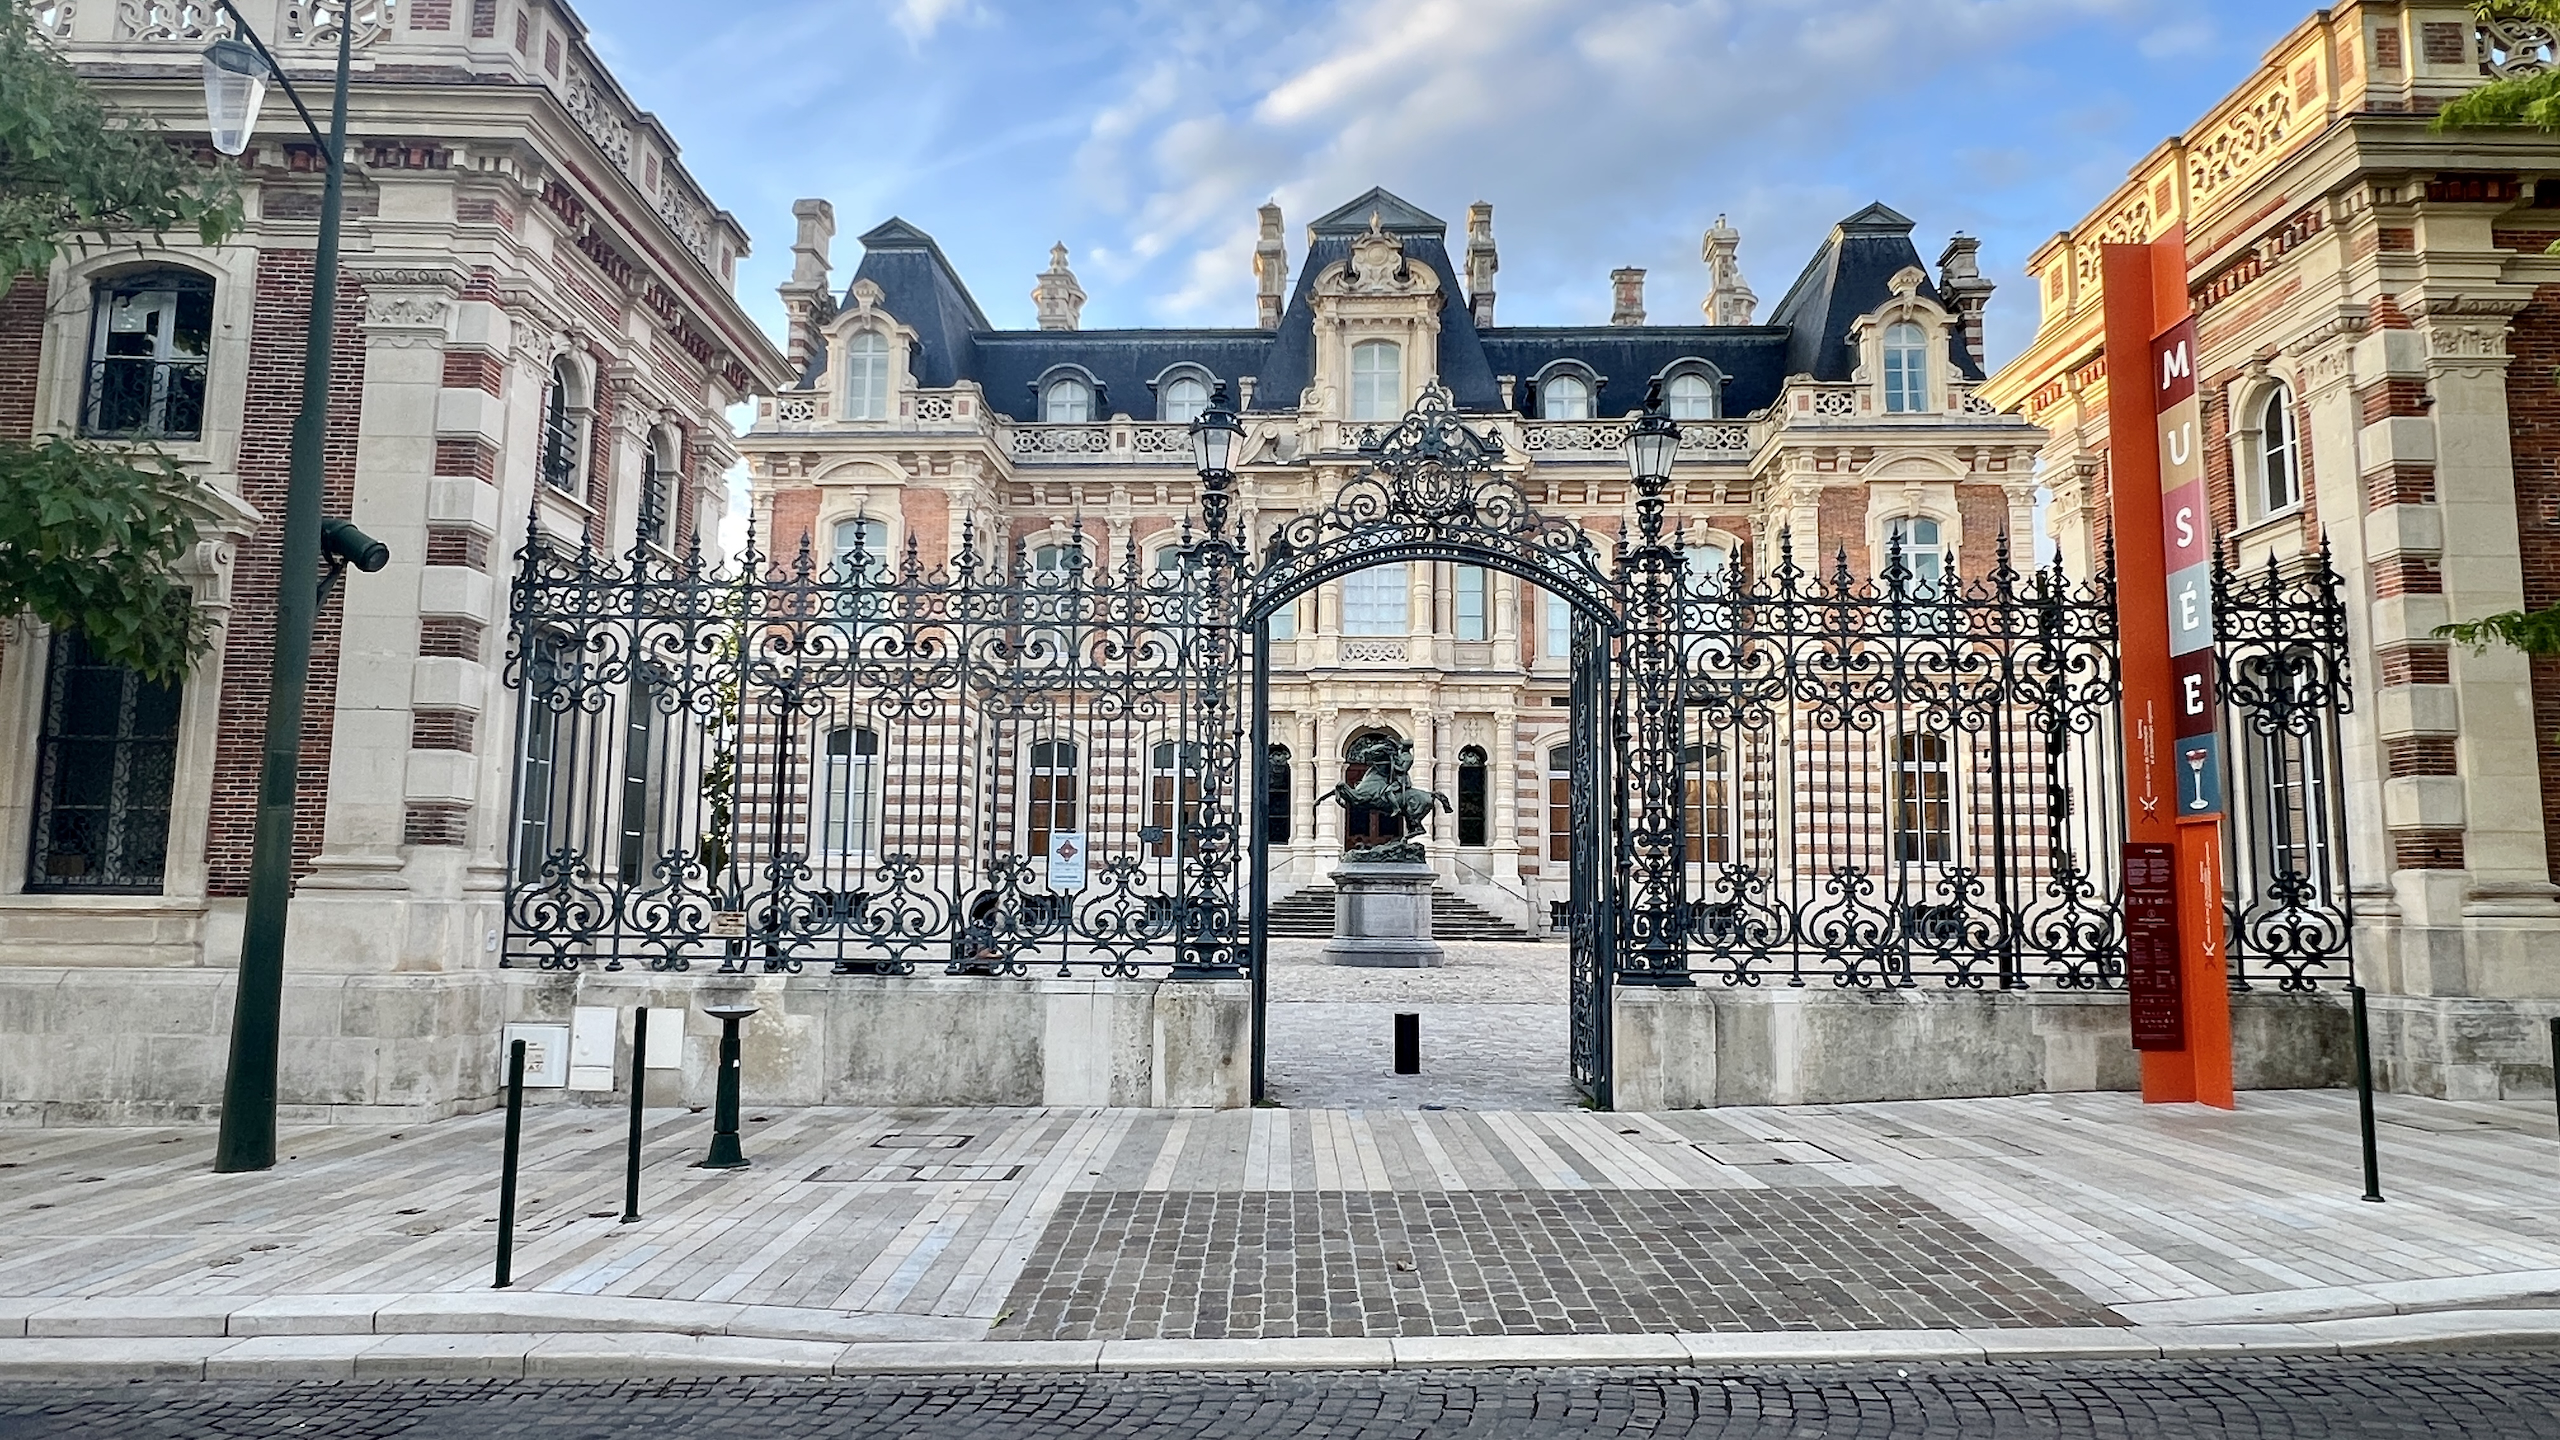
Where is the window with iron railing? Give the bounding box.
[27,632,181,893]
[541,359,584,494]
[82,271,212,441]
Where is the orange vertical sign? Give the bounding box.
[2101,235,2235,1108]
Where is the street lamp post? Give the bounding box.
[202,8,371,1173]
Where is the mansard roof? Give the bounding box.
[818,195,1982,422]
[1765,201,1984,383]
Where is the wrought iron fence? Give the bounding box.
[2216,544,2355,991]
[503,520,1237,975]
[1667,533,2126,989]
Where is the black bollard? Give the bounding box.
[2350,983,2383,1203]
[698,1005,757,1170]
[621,1006,648,1223]
[1393,1012,1421,1075]
[2549,1016,2560,1140]
[493,1038,526,1288]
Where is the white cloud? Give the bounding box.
[891,0,976,42]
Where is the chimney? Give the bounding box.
[1610,267,1646,327]
[1465,201,1499,328]
[1937,235,1995,368]
[1254,202,1288,330]
[1033,242,1086,331]
[778,198,836,371]
[1701,213,1758,325]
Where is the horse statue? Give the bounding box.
[1324,735,1451,864]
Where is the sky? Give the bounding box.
[588,0,2318,378]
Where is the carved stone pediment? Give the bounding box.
[1316,216,1441,299]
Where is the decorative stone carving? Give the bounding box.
[363,293,451,330]
[2186,80,2298,207]
[1701,214,1757,326]
[283,0,394,46]
[2482,18,2556,79]
[1033,243,1086,331]
[37,2,77,38]
[117,0,227,40]
[1316,216,1440,298]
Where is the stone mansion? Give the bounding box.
[743,189,2041,932]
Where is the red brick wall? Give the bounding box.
[205,253,365,896]
[2505,284,2560,883]
[0,275,41,443]
[1816,488,1864,575]
[1954,483,2008,578]
[899,486,947,572]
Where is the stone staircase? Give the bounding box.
[1263,886,1542,942]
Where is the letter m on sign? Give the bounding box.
[2154,320,2198,409]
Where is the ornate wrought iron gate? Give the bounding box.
[499,388,2358,1109]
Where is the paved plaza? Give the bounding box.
[1262,939,1576,1110]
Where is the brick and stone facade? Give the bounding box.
[0,1,787,1121]
[1982,0,2560,1098]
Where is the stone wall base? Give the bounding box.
[1611,987,2354,1110]
[0,967,1253,1124]
[2365,992,2560,1100]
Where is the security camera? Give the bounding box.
[321,517,391,573]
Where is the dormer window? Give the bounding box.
[1538,374,1592,421]
[1665,372,1717,421]
[1883,321,1929,414]
[1042,377,1092,423]
[1161,375,1209,424]
[1350,339,1402,421]
[844,330,890,421]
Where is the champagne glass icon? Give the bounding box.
[2182,745,2211,812]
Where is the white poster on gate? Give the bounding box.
[1047,831,1087,890]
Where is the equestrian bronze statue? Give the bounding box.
[1324,735,1451,865]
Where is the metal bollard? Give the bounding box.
[622,1006,648,1224]
[2350,984,2383,1203]
[493,1038,526,1288]
[2549,1016,2560,1140]
[698,1005,757,1170]
[1393,1012,1420,1075]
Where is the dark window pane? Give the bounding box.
[28,633,180,893]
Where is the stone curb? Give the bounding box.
[1,1311,2558,1382]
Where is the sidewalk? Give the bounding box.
[3,1089,2558,1379]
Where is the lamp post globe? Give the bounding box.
[200,39,269,158]
[1189,384,1242,478]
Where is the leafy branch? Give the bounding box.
[0,437,212,682]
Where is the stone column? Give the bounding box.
[1313,707,1342,852]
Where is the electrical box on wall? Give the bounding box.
[644,1007,683,1069]
[499,1023,570,1088]
[567,1007,617,1091]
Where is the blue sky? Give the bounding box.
[590,0,2317,371]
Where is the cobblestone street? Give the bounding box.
[9,1356,2560,1438]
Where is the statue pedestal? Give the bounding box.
[1322,860,1444,968]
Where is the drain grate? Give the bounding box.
[805,1162,1025,1184]
[1691,1140,1843,1166]
[871,1133,973,1149]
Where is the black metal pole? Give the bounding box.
[2351,983,2383,1203]
[213,16,353,1175]
[621,1007,648,1223]
[493,1039,526,1287]
[2548,1016,2559,1142]
[699,1006,754,1169]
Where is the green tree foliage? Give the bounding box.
[0,4,240,680]
[2431,2,2560,658]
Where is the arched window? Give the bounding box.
[833,517,889,574]
[1544,589,1572,663]
[1161,375,1209,425]
[1027,740,1079,861]
[1683,742,1730,865]
[82,269,212,440]
[1539,374,1592,421]
[2260,387,2302,516]
[1031,542,1079,584]
[1546,745,1571,863]
[844,330,891,421]
[1889,733,1955,864]
[1148,741,1202,859]
[1455,564,1489,641]
[540,358,583,492]
[1042,376,1092,423]
[1350,339,1402,421]
[1341,564,1409,635]
[1264,743,1294,845]
[821,725,883,856]
[1885,516,1944,596]
[1883,321,1929,414]
[1681,544,1729,589]
[1665,371,1717,421]
[639,430,676,547]
[1457,745,1489,847]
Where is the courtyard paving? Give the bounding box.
[2,1085,2557,1358]
[1262,938,1575,1110]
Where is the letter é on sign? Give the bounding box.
[2160,341,2191,390]
[2166,423,2192,467]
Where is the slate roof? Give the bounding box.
[816,191,1984,424]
